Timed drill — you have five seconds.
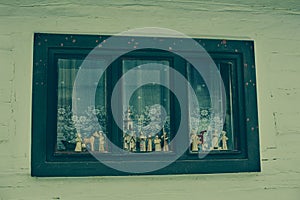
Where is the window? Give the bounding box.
[32,33,260,176]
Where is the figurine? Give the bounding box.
[191,129,199,152]
[154,135,162,151]
[161,129,169,152]
[81,143,86,151]
[211,130,220,150]
[139,132,147,152]
[123,132,131,150]
[98,131,106,152]
[83,134,95,151]
[129,131,136,152]
[198,130,206,151]
[147,135,153,152]
[75,133,82,152]
[221,131,228,150]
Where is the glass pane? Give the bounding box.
[56,58,107,152]
[121,59,171,152]
[187,62,235,153]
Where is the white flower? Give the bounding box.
[57,108,65,115]
[200,109,209,116]
[58,116,65,121]
[92,109,99,115]
[79,116,87,123]
[213,116,222,124]
[72,115,78,122]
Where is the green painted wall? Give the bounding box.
[0,0,299,199]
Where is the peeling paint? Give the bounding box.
[272,112,280,135]
[0,139,8,144]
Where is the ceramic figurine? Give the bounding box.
[161,129,169,152]
[190,129,199,152]
[211,130,220,150]
[75,133,82,152]
[221,131,228,150]
[123,132,130,150]
[81,143,86,151]
[139,132,147,152]
[129,131,136,152]
[147,135,153,152]
[154,135,162,151]
[198,130,206,151]
[98,131,105,152]
[83,134,95,151]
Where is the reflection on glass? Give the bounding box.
[187,63,235,152]
[56,58,107,152]
[121,60,171,152]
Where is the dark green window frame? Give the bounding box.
[32,33,260,176]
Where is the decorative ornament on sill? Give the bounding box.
[74,133,83,152]
[57,105,107,151]
[98,131,106,153]
[139,131,147,152]
[190,129,229,152]
[122,105,170,153]
[161,128,169,152]
[190,129,200,152]
[220,130,228,150]
[73,130,108,153]
[154,135,162,152]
